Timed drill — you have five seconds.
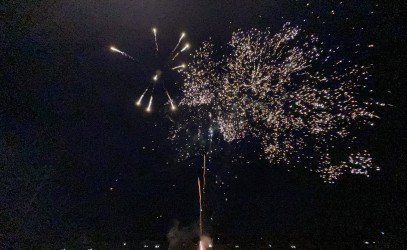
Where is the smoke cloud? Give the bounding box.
[167,220,199,250]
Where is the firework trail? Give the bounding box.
[135,88,149,107]
[203,154,207,190]
[198,177,203,236]
[165,90,177,111]
[174,23,384,183]
[110,46,135,61]
[146,95,153,112]
[172,32,186,54]
[172,43,190,60]
[197,155,208,250]
[172,64,186,70]
[152,27,159,56]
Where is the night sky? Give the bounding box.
[1,0,406,249]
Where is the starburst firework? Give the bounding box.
[174,23,383,182]
[110,28,190,112]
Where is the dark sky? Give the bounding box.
[1,0,406,249]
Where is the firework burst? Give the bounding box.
[174,23,383,183]
[109,28,190,112]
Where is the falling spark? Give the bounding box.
[172,43,190,60]
[146,96,153,112]
[181,43,190,52]
[166,90,177,111]
[172,32,186,54]
[152,27,159,55]
[135,88,149,107]
[172,64,186,70]
[171,102,177,111]
[135,94,144,106]
[110,46,135,60]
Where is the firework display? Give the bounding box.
[175,23,383,183]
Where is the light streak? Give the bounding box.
[172,32,186,54]
[135,94,145,106]
[165,91,177,111]
[135,88,149,107]
[170,102,177,111]
[181,43,190,52]
[172,64,186,70]
[146,96,153,112]
[197,155,208,250]
[198,177,203,236]
[172,43,190,60]
[110,46,135,60]
[152,27,158,55]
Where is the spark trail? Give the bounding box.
[110,46,135,61]
[197,155,208,250]
[172,32,186,54]
[153,27,159,56]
